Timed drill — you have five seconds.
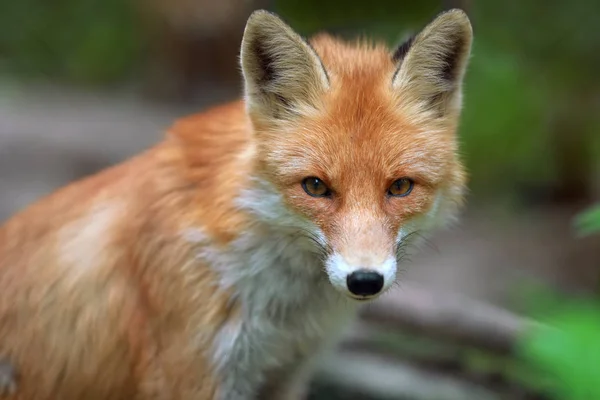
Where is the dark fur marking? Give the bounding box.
[306,41,330,84]
[275,94,292,111]
[440,33,465,82]
[253,34,277,85]
[392,35,415,63]
[391,35,415,83]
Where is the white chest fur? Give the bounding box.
[186,226,357,399]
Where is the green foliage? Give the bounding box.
[517,298,600,400]
[573,204,600,237]
[458,41,553,193]
[471,0,600,92]
[516,204,600,400]
[273,0,438,39]
[0,0,142,84]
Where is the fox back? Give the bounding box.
[0,9,473,400]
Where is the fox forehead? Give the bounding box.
[256,36,459,187]
[259,96,455,191]
[265,109,454,186]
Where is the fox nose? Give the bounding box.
[346,270,384,297]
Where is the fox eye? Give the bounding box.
[302,177,331,198]
[388,178,414,197]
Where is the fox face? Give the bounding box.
[239,10,472,300]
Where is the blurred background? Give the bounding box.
[1,0,599,399]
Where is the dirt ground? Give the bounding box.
[1,81,599,313]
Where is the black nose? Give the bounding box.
[346,270,384,296]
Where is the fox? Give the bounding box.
[0,8,473,400]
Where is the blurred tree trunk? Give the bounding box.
[136,0,272,102]
[547,89,595,205]
[521,88,595,207]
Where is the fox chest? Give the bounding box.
[209,268,356,399]
[181,227,356,397]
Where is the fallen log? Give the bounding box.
[309,350,504,400]
[357,284,545,354]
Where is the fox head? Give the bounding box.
[239,10,473,300]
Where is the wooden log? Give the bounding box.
[309,351,503,400]
[357,284,545,354]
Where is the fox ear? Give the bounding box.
[392,9,473,119]
[240,10,329,122]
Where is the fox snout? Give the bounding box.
[346,270,384,297]
[320,212,400,300]
[325,252,397,300]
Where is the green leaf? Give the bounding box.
[573,204,600,237]
[517,300,600,400]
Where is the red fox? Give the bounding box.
[0,9,473,400]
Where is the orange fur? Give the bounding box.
[0,9,472,399]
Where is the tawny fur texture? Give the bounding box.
[0,9,473,400]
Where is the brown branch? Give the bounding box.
[357,284,545,354]
[311,350,504,400]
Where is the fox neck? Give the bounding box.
[184,182,355,382]
[219,223,343,318]
[200,217,355,397]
